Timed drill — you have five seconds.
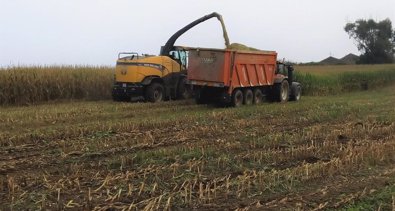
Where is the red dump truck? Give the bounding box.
[186,47,301,106]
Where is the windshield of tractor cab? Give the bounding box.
[276,63,288,76]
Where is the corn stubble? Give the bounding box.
[1,87,395,210]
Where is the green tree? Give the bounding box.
[345,18,395,64]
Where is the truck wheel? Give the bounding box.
[253,89,263,104]
[275,80,289,102]
[290,84,301,101]
[177,77,192,100]
[243,89,253,105]
[195,88,207,104]
[145,83,164,103]
[231,89,243,107]
[195,89,205,105]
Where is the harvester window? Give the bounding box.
[179,50,188,68]
[170,51,179,60]
[170,50,188,68]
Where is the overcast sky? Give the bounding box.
[0,0,394,67]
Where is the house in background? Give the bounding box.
[319,53,359,65]
[340,53,359,64]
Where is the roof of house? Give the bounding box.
[340,53,359,64]
[319,56,344,65]
[319,53,360,65]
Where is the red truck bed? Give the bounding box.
[187,48,277,94]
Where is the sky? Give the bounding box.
[0,0,394,67]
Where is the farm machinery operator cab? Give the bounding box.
[168,48,188,69]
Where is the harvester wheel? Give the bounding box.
[145,83,164,103]
[231,89,243,107]
[243,89,253,105]
[275,80,289,102]
[253,89,263,104]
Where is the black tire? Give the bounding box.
[274,80,289,102]
[243,89,253,105]
[231,89,243,107]
[145,83,164,103]
[195,89,207,104]
[253,89,263,104]
[290,85,301,101]
[177,77,192,100]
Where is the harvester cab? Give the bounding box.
[168,48,188,69]
[112,12,230,103]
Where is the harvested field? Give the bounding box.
[1,84,395,210]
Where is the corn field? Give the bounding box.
[296,64,395,96]
[1,64,394,106]
[0,66,113,105]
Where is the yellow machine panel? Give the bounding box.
[115,56,181,83]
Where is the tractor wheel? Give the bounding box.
[231,89,243,107]
[290,84,301,101]
[145,83,164,103]
[274,80,289,102]
[243,89,253,105]
[253,89,263,104]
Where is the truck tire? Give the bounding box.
[243,89,253,105]
[195,89,208,104]
[177,77,192,100]
[145,83,164,103]
[231,89,243,107]
[290,84,301,101]
[253,89,263,104]
[274,80,289,102]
